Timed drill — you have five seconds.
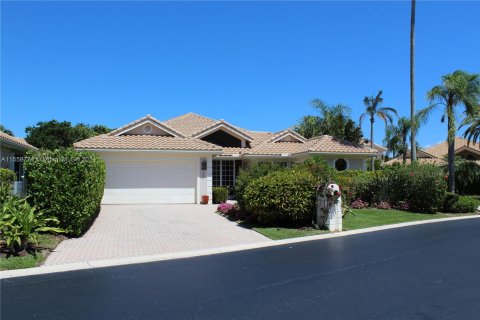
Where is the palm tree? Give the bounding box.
[385,115,425,164]
[461,114,480,145]
[295,100,363,143]
[419,70,480,192]
[360,90,398,170]
[410,0,417,162]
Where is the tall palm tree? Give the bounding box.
[410,0,417,162]
[385,115,424,164]
[419,70,480,192]
[461,114,480,145]
[360,90,398,170]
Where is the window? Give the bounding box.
[212,160,243,196]
[334,158,348,171]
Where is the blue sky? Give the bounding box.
[2,1,479,148]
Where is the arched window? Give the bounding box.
[334,158,348,171]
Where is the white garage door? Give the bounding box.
[102,157,197,204]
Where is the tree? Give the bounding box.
[25,120,113,150]
[295,100,363,143]
[410,0,417,163]
[461,114,480,145]
[359,90,398,170]
[0,124,14,136]
[419,70,480,192]
[384,114,425,163]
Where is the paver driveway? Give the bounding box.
[44,204,269,265]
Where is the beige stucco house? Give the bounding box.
[0,131,37,194]
[75,113,378,204]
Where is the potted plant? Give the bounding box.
[201,195,209,204]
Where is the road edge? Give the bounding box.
[2,214,479,279]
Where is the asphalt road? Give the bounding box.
[2,218,480,320]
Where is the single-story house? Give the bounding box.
[362,140,388,161]
[384,137,480,166]
[74,113,378,204]
[0,131,37,195]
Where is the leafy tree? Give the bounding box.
[25,120,113,150]
[0,124,14,136]
[359,90,398,170]
[419,70,480,192]
[91,125,112,135]
[295,100,363,143]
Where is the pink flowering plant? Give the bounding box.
[351,199,369,209]
[375,201,391,210]
[216,202,240,217]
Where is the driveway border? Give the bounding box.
[2,214,479,279]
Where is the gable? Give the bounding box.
[270,130,306,143]
[112,118,183,137]
[201,129,243,148]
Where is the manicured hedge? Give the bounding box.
[451,196,480,213]
[235,162,285,210]
[243,169,317,225]
[24,149,106,236]
[0,168,16,186]
[212,187,228,204]
[340,164,446,213]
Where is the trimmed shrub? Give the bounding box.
[453,160,480,195]
[451,196,480,213]
[235,162,285,209]
[24,149,106,237]
[0,168,16,186]
[443,192,460,212]
[243,169,317,225]
[212,187,228,204]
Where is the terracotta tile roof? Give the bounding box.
[362,140,388,152]
[302,136,378,154]
[74,135,221,151]
[217,147,246,156]
[108,114,184,137]
[190,120,254,141]
[0,131,37,150]
[245,131,275,146]
[268,129,307,143]
[74,113,377,156]
[246,142,304,155]
[424,137,480,158]
[383,157,447,166]
[163,113,217,137]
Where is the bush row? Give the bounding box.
[337,164,447,213]
[25,149,106,237]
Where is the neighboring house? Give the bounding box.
[74,113,378,204]
[384,137,480,165]
[362,140,388,161]
[0,131,37,195]
[383,149,447,166]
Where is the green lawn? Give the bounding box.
[0,234,64,270]
[253,227,329,240]
[253,209,476,240]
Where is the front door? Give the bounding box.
[212,160,242,197]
